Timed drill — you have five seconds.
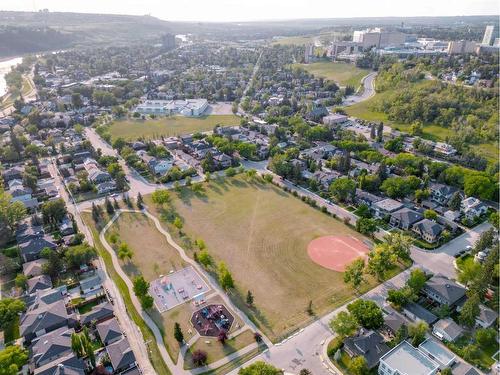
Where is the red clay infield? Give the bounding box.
[307,235,370,272]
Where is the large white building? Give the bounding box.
[482,25,495,46]
[352,28,406,49]
[134,99,208,117]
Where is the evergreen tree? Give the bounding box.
[376,122,384,142]
[137,192,144,209]
[105,197,114,215]
[370,124,376,139]
[174,322,184,344]
[246,290,254,306]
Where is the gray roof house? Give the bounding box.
[27,274,53,295]
[429,183,459,206]
[383,312,406,335]
[344,330,390,369]
[16,219,45,244]
[96,317,123,345]
[106,337,137,373]
[79,275,102,296]
[432,318,464,342]
[19,236,57,263]
[412,219,444,244]
[33,353,85,375]
[20,290,72,344]
[23,259,48,278]
[80,301,114,325]
[390,208,424,230]
[476,304,498,328]
[403,302,438,325]
[422,275,466,308]
[31,327,74,368]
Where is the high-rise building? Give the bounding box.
[161,33,176,50]
[447,40,477,54]
[304,44,314,63]
[482,25,495,46]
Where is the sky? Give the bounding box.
[2,0,499,22]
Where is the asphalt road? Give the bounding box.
[342,71,377,106]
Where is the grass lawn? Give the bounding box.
[108,115,240,141]
[456,254,475,271]
[202,345,267,375]
[77,299,101,314]
[293,62,370,87]
[447,335,495,370]
[81,211,172,375]
[106,212,188,282]
[145,176,404,342]
[271,36,313,45]
[183,330,255,369]
[472,142,499,163]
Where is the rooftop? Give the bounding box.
[418,338,455,368]
[380,341,439,375]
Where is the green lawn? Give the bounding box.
[271,36,313,45]
[108,115,240,141]
[3,316,19,344]
[145,176,405,342]
[183,330,256,369]
[294,62,370,88]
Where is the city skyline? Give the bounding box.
[2,0,499,22]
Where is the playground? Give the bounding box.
[150,266,210,312]
[307,235,371,272]
[190,304,235,337]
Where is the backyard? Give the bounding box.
[294,61,370,88]
[145,176,403,342]
[108,114,240,141]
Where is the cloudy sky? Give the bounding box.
[2,0,499,22]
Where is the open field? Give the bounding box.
[183,330,255,369]
[271,36,313,45]
[106,212,187,282]
[294,62,370,87]
[81,211,171,375]
[145,177,401,342]
[108,114,240,141]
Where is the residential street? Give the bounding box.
[80,130,493,375]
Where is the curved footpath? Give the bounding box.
[99,208,272,375]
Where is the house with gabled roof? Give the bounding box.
[422,275,466,309]
[19,236,57,263]
[31,327,74,368]
[33,353,85,375]
[344,330,390,369]
[96,318,123,345]
[106,337,137,373]
[412,219,444,244]
[27,274,53,295]
[390,208,424,230]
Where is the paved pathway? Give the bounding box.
[99,208,270,375]
[342,71,377,106]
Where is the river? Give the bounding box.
[0,57,23,98]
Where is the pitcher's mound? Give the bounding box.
[307,236,370,272]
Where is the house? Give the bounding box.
[80,301,114,325]
[59,216,75,236]
[33,353,85,375]
[27,274,53,294]
[378,341,439,375]
[452,363,481,375]
[213,152,232,168]
[432,318,464,342]
[96,318,123,345]
[423,275,466,308]
[20,289,73,344]
[79,275,103,296]
[434,142,457,156]
[88,168,112,184]
[31,327,73,368]
[147,156,173,176]
[475,304,498,328]
[16,218,45,244]
[344,330,390,369]
[412,219,444,244]
[383,312,406,336]
[96,181,117,194]
[460,197,488,220]
[23,259,48,278]
[390,208,424,230]
[106,337,137,373]
[402,302,438,325]
[19,236,57,262]
[312,170,341,190]
[418,339,456,369]
[429,183,460,206]
[355,189,383,208]
[2,166,24,182]
[9,186,33,202]
[372,198,404,219]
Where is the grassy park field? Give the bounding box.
[105,212,187,281]
[145,177,400,342]
[184,330,255,369]
[108,114,240,141]
[271,35,313,45]
[294,61,370,88]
